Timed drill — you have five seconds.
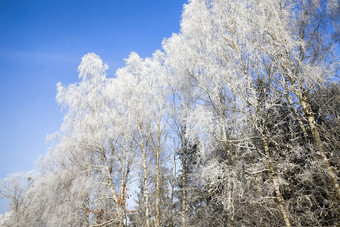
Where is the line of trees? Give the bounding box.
[1,0,339,226]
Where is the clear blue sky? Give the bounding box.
[0,0,186,213]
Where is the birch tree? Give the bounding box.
[163,32,199,227]
[167,0,339,225]
[54,53,134,226]
[0,173,33,227]
[114,51,170,227]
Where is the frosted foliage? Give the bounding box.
[326,0,338,16]
[22,169,93,226]
[78,53,108,81]
[186,105,214,145]
[114,51,169,133]
[181,0,211,44]
[163,34,201,113]
[175,0,336,149]
[180,0,333,96]
[55,53,112,141]
[0,211,14,227]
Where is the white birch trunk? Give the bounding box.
[262,136,292,227]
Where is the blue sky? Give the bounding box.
[0,0,186,213]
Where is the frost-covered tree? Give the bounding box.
[114,51,171,227]
[0,173,32,227]
[166,0,339,226]
[163,32,199,227]
[50,53,135,226]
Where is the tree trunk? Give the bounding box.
[155,116,163,227]
[299,92,340,200]
[118,142,128,227]
[181,145,187,227]
[171,153,176,226]
[262,136,292,227]
[285,61,340,200]
[142,148,150,227]
[100,147,124,225]
[181,120,188,227]
[283,83,318,162]
[155,149,161,227]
